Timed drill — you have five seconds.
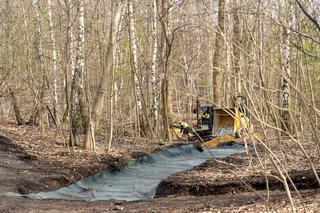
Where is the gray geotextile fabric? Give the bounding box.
[22,144,244,201]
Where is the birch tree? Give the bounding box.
[128,0,142,136]
[128,0,153,137]
[70,0,91,149]
[151,0,159,132]
[62,0,76,125]
[29,0,47,129]
[280,1,292,133]
[47,0,59,122]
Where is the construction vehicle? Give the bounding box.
[188,96,250,150]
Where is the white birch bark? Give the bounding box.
[77,0,85,86]
[30,0,46,127]
[128,0,142,111]
[114,7,126,108]
[68,0,76,77]
[279,2,295,211]
[280,2,292,132]
[70,0,91,150]
[281,28,291,128]
[151,0,158,130]
[47,0,58,115]
[32,0,45,82]
[77,0,94,150]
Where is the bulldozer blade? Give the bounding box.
[200,134,239,150]
[212,108,237,136]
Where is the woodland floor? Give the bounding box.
[0,121,319,212]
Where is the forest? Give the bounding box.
[0,0,319,212]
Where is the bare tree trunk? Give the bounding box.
[232,0,241,95]
[69,12,76,78]
[107,8,125,151]
[224,8,231,106]
[165,0,174,119]
[280,4,292,133]
[91,2,125,126]
[128,0,142,111]
[151,0,159,133]
[161,58,172,141]
[209,41,214,102]
[212,0,225,106]
[9,87,24,125]
[47,0,59,122]
[87,2,125,150]
[128,0,141,137]
[78,0,93,151]
[29,0,47,130]
[107,50,116,152]
[62,0,75,125]
[69,0,91,150]
[4,1,23,125]
[159,0,175,140]
[99,2,125,151]
[128,0,154,138]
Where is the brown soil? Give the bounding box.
[155,155,319,197]
[0,122,187,195]
[0,123,319,212]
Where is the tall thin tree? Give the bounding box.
[70,0,91,149]
[151,0,159,132]
[47,0,59,122]
[212,0,226,106]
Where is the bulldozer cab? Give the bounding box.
[190,96,250,143]
[189,103,214,140]
[196,104,214,129]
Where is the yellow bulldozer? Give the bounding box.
[188,96,251,150]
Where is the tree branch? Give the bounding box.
[295,0,320,31]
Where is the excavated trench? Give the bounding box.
[8,143,245,201]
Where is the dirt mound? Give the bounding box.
[155,156,320,197]
[0,124,168,194]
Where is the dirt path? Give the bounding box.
[0,124,319,212]
[1,190,319,212]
